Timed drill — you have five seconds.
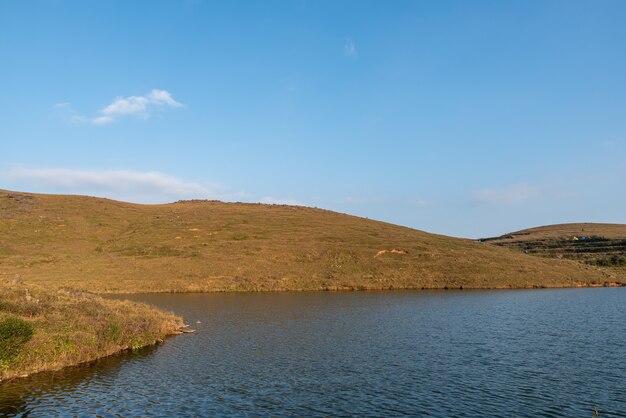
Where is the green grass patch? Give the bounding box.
[0,316,34,366]
[99,319,122,343]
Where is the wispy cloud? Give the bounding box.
[101,89,182,119]
[4,167,216,202]
[55,89,183,126]
[92,116,115,125]
[601,139,621,149]
[3,167,305,207]
[472,182,541,206]
[344,38,357,57]
[54,102,88,124]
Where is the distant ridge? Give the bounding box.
[483,223,626,269]
[0,190,620,293]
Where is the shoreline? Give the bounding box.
[0,281,186,384]
[0,332,185,384]
[4,280,625,383]
[97,280,626,294]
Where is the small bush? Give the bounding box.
[54,336,76,356]
[102,320,121,342]
[131,339,143,351]
[0,300,42,317]
[0,316,35,362]
[588,255,626,267]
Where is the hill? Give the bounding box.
[0,190,618,293]
[482,223,626,268]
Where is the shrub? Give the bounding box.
[0,300,42,317]
[102,319,121,342]
[588,255,626,267]
[0,316,35,363]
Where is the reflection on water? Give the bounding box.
[0,345,159,416]
[1,288,625,417]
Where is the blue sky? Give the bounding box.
[1,0,625,237]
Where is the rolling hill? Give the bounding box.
[482,223,626,269]
[0,190,618,293]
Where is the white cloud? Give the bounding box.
[472,183,541,206]
[344,38,357,57]
[92,116,114,125]
[3,167,307,207]
[147,89,182,107]
[101,96,150,117]
[55,89,183,126]
[4,167,216,203]
[101,89,182,118]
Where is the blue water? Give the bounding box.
[1,288,625,417]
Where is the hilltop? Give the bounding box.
[0,190,617,293]
[482,223,626,270]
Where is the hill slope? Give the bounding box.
[0,190,617,293]
[482,223,626,268]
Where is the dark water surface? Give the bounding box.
[1,288,625,417]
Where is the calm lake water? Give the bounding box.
[1,288,625,417]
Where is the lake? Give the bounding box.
[1,288,625,417]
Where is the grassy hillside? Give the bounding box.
[482,223,626,270]
[0,190,617,293]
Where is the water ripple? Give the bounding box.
[1,288,625,417]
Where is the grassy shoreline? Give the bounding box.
[0,280,184,383]
[89,279,626,294]
[2,280,625,384]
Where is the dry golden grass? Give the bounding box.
[0,278,183,382]
[484,223,626,243]
[0,190,617,293]
[484,223,626,275]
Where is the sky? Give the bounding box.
[1,0,626,238]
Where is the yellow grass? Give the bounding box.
[0,279,183,382]
[0,190,617,293]
[485,223,626,242]
[484,223,626,275]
